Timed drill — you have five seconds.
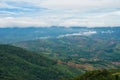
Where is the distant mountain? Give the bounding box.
[0,27,82,43]
[0,27,120,43]
[0,44,76,80]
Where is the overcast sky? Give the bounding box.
[0,0,120,27]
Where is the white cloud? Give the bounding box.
[59,10,120,27]
[39,0,120,11]
[57,31,97,38]
[0,17,51,27]
[0,0,120,27]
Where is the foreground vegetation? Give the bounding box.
[0,45,120,80]
[0,45,74,80]
[62,69,120,80]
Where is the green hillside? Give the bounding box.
[0,44,75,80]
[0,45,120,80]
[14,36,120,71]
[62,69,120,80]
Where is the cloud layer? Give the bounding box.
[0,0,120,27]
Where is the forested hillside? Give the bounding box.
[0,45,75,80]
[62,69,120,80]
[0,45,120,80]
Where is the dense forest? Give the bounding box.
[0,45,75,80]
[0,45,120,80]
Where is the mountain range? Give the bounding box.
[0,27,120,80]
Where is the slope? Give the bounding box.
[0,44,74,80]
[14,36,120,71]
[63,69,120,80]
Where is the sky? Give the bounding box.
[0,0,120,27]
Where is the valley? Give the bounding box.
[12,27,120,72]
[0,27,120,80]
